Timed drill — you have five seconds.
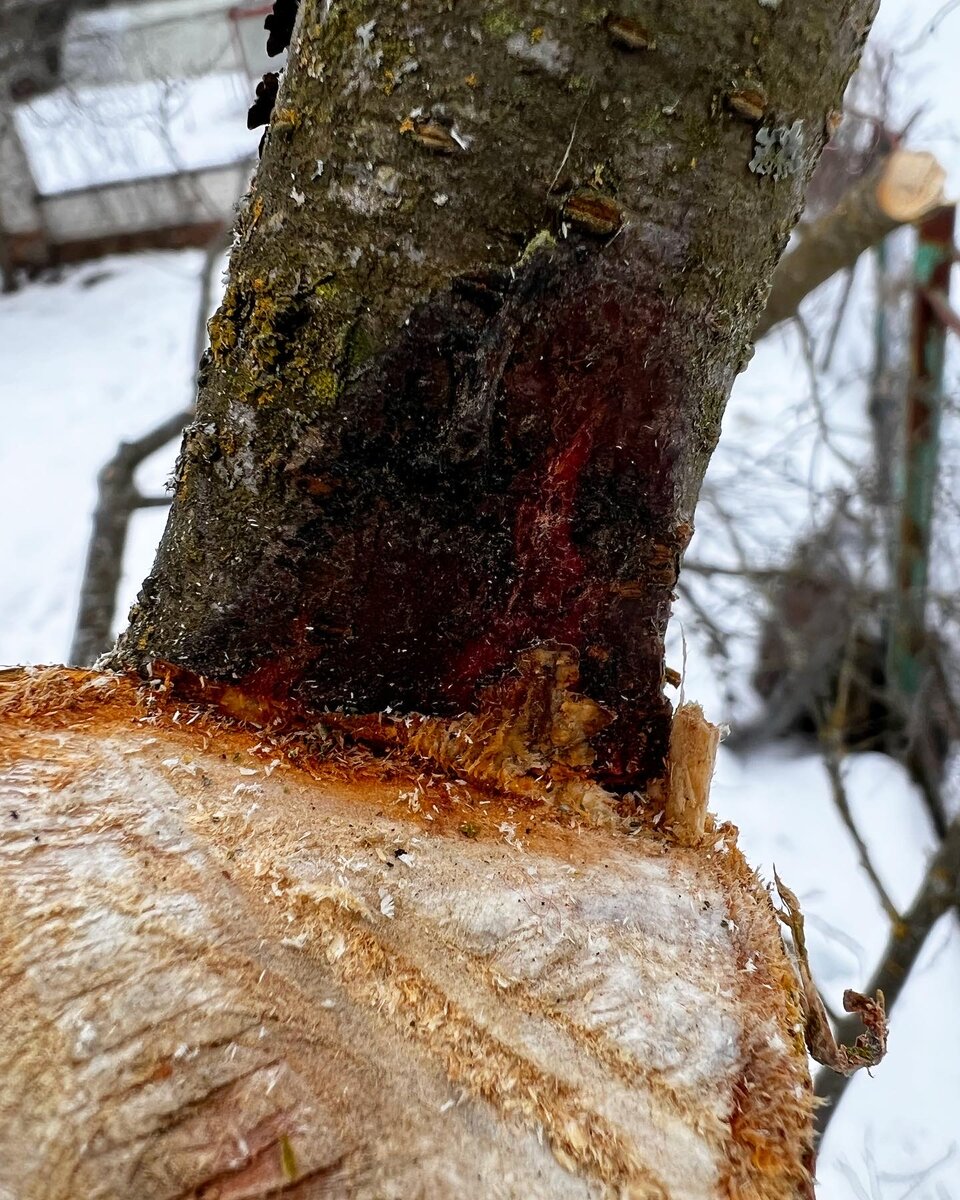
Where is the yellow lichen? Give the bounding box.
[309,369,340,404]
[271,106,300,131]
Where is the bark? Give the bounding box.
[0,668,816,1200]
[109,0,877,791]
[756,148,946,339]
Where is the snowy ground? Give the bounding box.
[2,0,960,1194]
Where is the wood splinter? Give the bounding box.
[665,701,722,843]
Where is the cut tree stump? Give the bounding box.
[757,148,947,338]
[0,668,814,1200]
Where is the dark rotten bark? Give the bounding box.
[110,0,877,789]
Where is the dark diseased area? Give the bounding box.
[152,241,693,788]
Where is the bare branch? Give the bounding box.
[681,560,788,583]
[901,0,960,54]
[794,313,860,471]
[821,748,901,924]
[68,409,194,667]
[757,151,946,339]
[69,231,229,666]
[819,265,857,371]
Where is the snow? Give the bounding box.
[2,0,960,1193]
[0,251,219,664]
[15,72,258,194]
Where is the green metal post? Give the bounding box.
[887,206,956,699]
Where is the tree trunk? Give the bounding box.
[0,668,816,1200]
[108,0,877,792]
[4,6,887,1192]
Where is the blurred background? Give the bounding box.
[2,1,960,1195]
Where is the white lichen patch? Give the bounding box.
[505,30,572,75]
[355,19,376,51]
[223,401,259,490]
[749,120,805,180]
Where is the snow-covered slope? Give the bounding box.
[0,251,212,665]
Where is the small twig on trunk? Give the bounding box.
[814,813,960,1135]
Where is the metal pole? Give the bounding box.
[888,206,955,699]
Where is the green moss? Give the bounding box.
[309,368,341,404]
[482,4,525,38]
[205,268,363,410]
[580,4,607,25]
[345,320,377,371]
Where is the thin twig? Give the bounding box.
[901,0,960,54]
[820,265,857,371]
[795,313,860,471]
[682,558,945,606]
[549,90,592,194]
[821,746,902,924]
[136,495,178,508]
[675,580,728,659]
[681,560,787,583]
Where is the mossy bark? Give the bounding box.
[111,0,877,788]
